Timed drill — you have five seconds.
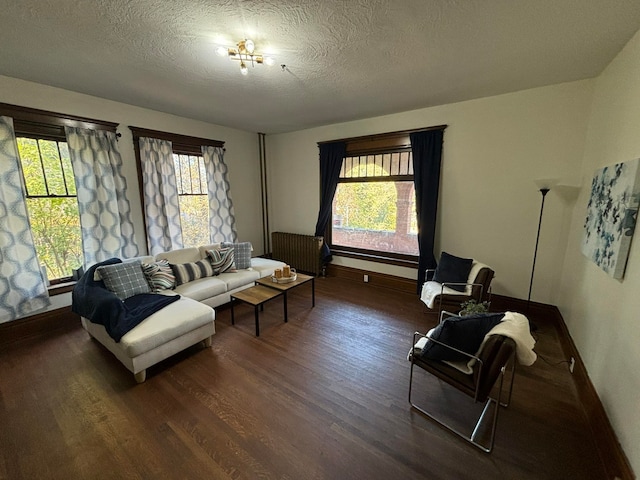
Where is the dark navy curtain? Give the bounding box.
[411,129,444,293]
[314,141,346,263]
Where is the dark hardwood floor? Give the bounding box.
[0,277,608,479]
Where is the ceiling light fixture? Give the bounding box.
[216,39,275,75]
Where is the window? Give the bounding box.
[331,149,419,259]
[129,126,225,251]
[323,127,446,268]
[0,102,119,285]
[173,152,209,247]
[16,136,82,282]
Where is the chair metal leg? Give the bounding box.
[409,359,509,453]
[471,397,495,443]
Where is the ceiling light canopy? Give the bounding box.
[216,39,275,75]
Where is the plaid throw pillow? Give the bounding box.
[96,262,151,300]
[207,247,235,274]
[141,259,176,292]
[170,259,216,286]
[221,241,252,269]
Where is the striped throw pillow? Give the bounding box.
[207,247,235,274]
[170,259,216,286]
[141,259,176,292]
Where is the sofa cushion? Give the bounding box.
[173,276,227,302]
[141,259,176,292]
[123,255,155,265]
[222,241,252,269]
[119,297,215,357]
[207,247,235,274]
[96,262,151,300]
[218,269,260,290]
[433,251,473,292]
[250,257,287,278]
[171,259,216,286]
[156,247,201,265]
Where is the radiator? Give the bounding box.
[271,232,324,276]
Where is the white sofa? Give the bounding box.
[80,244,286,383]
[154,244,286,308]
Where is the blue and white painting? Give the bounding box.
[582,158,640,279]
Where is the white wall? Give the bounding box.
[0,75,262,317]
[266,80,593,302]
[558,29,640,474]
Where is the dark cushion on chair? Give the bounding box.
[433,252,473,292]
[421,313,505,362]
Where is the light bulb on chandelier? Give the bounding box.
[216,38,275,75]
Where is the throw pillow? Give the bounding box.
[170,259,216,286]
[221,241,252,269]
[421,313,505,363]
[96,262,151,300]
[141,259,176,292]
[433,251,473,292]
[207,247,235,274]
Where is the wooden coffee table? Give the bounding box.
[230,285,284,337]
[256,272,315,321]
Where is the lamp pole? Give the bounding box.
[527,188,550,315]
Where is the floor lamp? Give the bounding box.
[527,186,551,319]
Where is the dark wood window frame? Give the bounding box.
[0,103,119,295]
[318,125,445,270]
[0,102,118,138]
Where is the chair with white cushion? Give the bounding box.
[420,251,494,314]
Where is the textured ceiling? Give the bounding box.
[2,1,640,134]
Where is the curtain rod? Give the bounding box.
[317,124,447,146]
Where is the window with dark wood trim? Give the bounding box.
[320,126,445,269]
[0,103,118,288]
[129,126,225,248]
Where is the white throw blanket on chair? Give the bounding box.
[410,311,537,374]
[419,261,489,308]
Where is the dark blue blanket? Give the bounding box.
[72,258,180,342]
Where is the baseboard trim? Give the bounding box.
[328,264,634,479]
[548,305,634,480]
[0,306,80,349]
[326,264,417,294]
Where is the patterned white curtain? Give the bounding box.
[139,137,183,255]
[65,127,139,266]
[0,116,50,322]
[202,146,237,243]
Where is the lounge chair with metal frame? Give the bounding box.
[421,261,494,314]
[408,313,516,453]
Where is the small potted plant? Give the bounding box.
[459,299,490,316]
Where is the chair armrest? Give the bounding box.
[411,331,484,366]
[440,281,484,297]
[439,310,460,323]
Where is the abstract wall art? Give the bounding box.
[582,158,640,279]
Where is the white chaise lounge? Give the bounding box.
[81,296,215,383]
